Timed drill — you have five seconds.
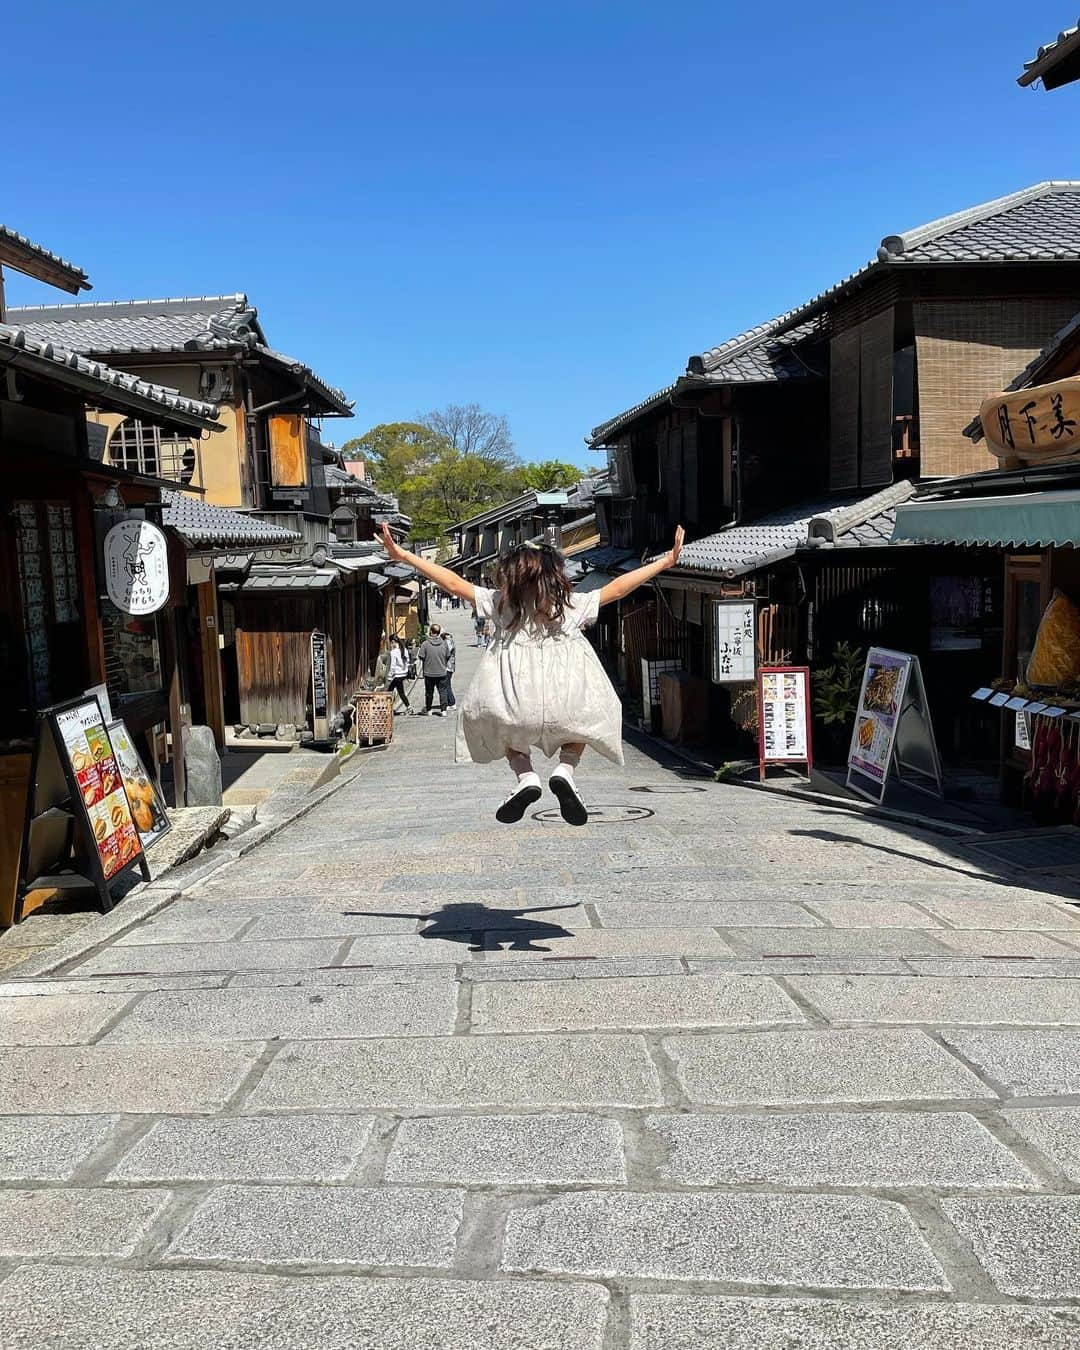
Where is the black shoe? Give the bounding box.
[549,771,588,826]
[496,778,542,823]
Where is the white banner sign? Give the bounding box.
[104,519,170,615]
[711,601,755,683]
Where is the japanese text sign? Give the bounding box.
[980,376,1080,467]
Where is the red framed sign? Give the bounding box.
[757,665,813,781]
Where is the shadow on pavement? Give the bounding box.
[790,825,1080,903]
[344,901,578,953]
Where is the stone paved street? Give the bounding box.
[5,607,1080,1346]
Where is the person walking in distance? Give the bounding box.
[443,627,457,710]
[380,523,684,824]
[386,637,415,715]
[417,624,451,716]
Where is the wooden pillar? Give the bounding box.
[196,578,226,749]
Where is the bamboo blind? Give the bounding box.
[914,299,1080,476]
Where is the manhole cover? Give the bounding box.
[531,804,655,824]
[628,785,708,794]
[963,827,1080,872]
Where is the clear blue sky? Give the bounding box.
[6,2,1079,468]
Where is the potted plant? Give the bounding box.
[812,641,864,764]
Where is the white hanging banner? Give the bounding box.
[846,647,943,803]
[711,601,756,683]
[103,519,170,615]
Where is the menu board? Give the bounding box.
[847,649,911,790]
[54,700,142,879]
[758,666,812,778]
[108,720,171,849]
[711,601,756,683]
[846,647,942,803]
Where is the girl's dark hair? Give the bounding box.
[396,637,409,653]
[495,542,573,630]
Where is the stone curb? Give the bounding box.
[4,751,368,981]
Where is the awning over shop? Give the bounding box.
[892,490,1080,548]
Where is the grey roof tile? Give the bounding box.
[1019,21,1080,87]
[0,224,90,293]
[6,294,353,415]
[0,322,220,430]
[672,482,915,576]
[160,492,301,549]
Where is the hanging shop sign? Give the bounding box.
[103,519,170,615]
[14,698,149,923]
[311,629,329,739]
[107,720,171,849]
[846,648,943,804]
[980,375,1080,467]
[711,601,756,683]
[757,665,813,781]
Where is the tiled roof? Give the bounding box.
[0,224,90,294]
[160,492,301,549]
[572,545,639,573]
[6,294,353,416]
[0,323,221,431]
[692,315,824,380]
[590,182,1080,445]
[1019,22,1080,88]
[671,482,916,577]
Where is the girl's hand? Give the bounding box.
[668,525,685,567]
[381,522,407,561]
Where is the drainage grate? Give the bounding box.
[962,827,1080,872]
[531,804,655,824]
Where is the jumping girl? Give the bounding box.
[380,522,684,825]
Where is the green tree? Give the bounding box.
[509,459,583,493]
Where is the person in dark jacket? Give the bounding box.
[417,625,451,715]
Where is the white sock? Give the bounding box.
[551,762,575,782]
[513,770,541,790]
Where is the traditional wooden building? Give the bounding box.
[5,295,394,736]
[893,310,1080,816]
[0,230,222,924]
[447,475,605,580]
[583,182,1080,756]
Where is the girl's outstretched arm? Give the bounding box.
[380,524,477,605]
[598,525,684,606]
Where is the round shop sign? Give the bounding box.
[103,519,170,615]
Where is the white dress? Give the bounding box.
[456,586,624,765]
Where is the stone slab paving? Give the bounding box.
[101,983,457,1044]
[664,1028,997,1104]
[473,973,804,1033]
[0,1265,610,1349]
[0,1114,120,1180]
[0,991,134,1045]
[1002,1107,1080,1181]
[627,1295,1080,1348]
[244,1034,666,1110]
[647,1110,1036,1188]
[107,1115,375,1182]
[789,973,1080,1024]
[0,1043,261,1114]
[502,1191,948,1290]
[7,613,1080,1344]
[165,1184,464,1269]
[0,1186,172,1257]
[386,1113,626,1184]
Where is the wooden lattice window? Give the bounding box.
[110,418,197,485]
